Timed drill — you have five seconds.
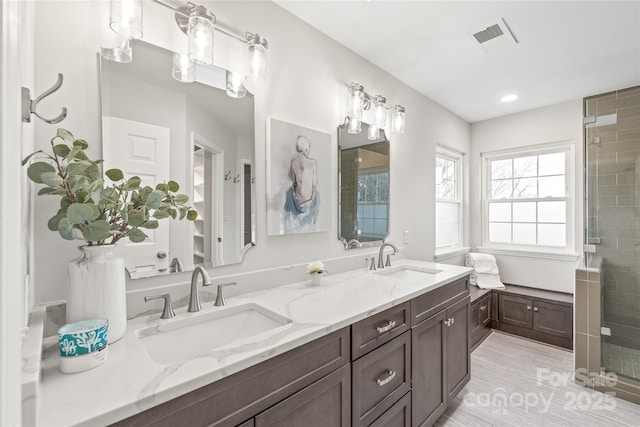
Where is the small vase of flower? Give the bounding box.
[307,261,327,286]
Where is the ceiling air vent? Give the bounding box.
[468,18,517,53]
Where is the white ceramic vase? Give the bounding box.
[311,274,322,286]
[67,245,127,343]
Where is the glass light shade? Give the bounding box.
[391,105,406,134]
[188,6,215,65]
[172,53,195,83]
[373,95,387,128]
[347,116,362,134]
[367,123,380,140]
[226,70,247,98]
[110,0,143,40]
[348,83,364,119]
[246,34,268,85]
[100,38,132,63]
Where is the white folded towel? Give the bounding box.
[471,272,505,290]
[465,253,500,275]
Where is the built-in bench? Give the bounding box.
[470,284,573,351]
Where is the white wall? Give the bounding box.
[31,1,470,304]
[470,100,584,293]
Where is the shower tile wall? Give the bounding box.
[586,86,640,357]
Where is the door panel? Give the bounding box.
[446,296,470,400]
[498,294,532,328]
[102,116,171,277]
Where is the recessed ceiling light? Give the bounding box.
[500,94,519,103]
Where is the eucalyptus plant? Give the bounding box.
[23,128,197,246]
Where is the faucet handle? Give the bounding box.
[211,281,237,306]
[144,293,175,319]
[366,257,376,271]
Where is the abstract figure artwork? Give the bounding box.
[267,118,331,235]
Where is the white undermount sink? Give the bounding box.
[376,265,442,280]
[137,303,291,364]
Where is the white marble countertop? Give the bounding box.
[37,259,472,426]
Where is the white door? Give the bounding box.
[102,116,171,278]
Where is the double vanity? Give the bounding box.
[36,260,472,426]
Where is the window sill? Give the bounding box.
[477,247,580,262]
[434,246,471,262]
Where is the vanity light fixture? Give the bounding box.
[172,52,195,83]
[246,33,268,85]
[186,4,215,65]
[346,82,406,135]
[226,70,247,98]
[391,105,406,134]
[110,0,143,40]
[367,123,380,141]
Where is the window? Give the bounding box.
[357,170,389,242]
[482,143,573,252]
[436,148,463,250]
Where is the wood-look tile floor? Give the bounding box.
[435,332,640,427]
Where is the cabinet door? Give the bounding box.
[255,364,351,427]
[498,294,532,328]
[479,295,490,326]
[411,309,446,427]
[446,296,470,401]
[533,300,573,339]
[369,391,411,427]
[470,300,482,336]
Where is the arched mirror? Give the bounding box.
[100,40,256,278]
[338,122,390,249]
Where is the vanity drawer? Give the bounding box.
[351,301,410,360]
[369,391,411,427]
[112,328,350,427]
[352,332,411,427]
[411,276,469,326]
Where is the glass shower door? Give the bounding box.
[584,86,640,382]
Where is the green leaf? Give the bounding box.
[38,187,58,196]
[68,175,91,193]
[105,168,124,182]
[27,162,56,183]
[141,220,159,229]
[127,176,141,189]
[167,181,179,192]
[89,204,101,221]
[145,190,163,209]
[56,128,75,145]
[127,209,146,227]
[88,178,104,193]
[53,144,70,157]
[40,171,63,188]
[57,218,75,240]
[186,210,198,221]
[67,145,82,160]
[152,209,170,219]
[127,228,147,243]
[81,220,111,242]
[47,212,66,231]
[101,188,119,204]
[66,161,91,176]
[168,208,177,220]
[73,139,88,149]
[22,150,43,166]
[67,203,95,224]
[173,194,189,205]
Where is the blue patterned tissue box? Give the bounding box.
[58,318,109,357]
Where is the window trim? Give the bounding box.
[481,140,575,254]
[436,146,464,253]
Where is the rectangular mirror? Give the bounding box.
[100,40,256,278]
[338,122,390,249]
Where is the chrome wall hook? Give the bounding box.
[224,170,232,181]
[22,73,68,124]
[233,174,240,183]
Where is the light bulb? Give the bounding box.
[246,34,268,85]
[188,6,215,65]
[226,70,247,98]
[368,123,380,140]
[391,105,405,134]
[348,83,364,119]
[172,53,195,83]
[347,116,362,134]
[109,0,143,40]
[373,95,387,128]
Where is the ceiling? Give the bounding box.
[275,1,640,123]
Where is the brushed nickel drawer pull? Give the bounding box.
[376,370,396,386]
[480,306,486,312]
[376,320,396,334]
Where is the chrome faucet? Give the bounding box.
[188,266,212,312]
[377,242,399,269]
[169,257,183,273]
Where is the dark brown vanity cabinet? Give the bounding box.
[411,277,470,427]
[470,292,491,350]
[496,291,573,349]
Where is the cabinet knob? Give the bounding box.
[527,306,532,311]
[480,306,486,312]
[533,307,538,312]
[376,320,396,334]
[375,370,396,387]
